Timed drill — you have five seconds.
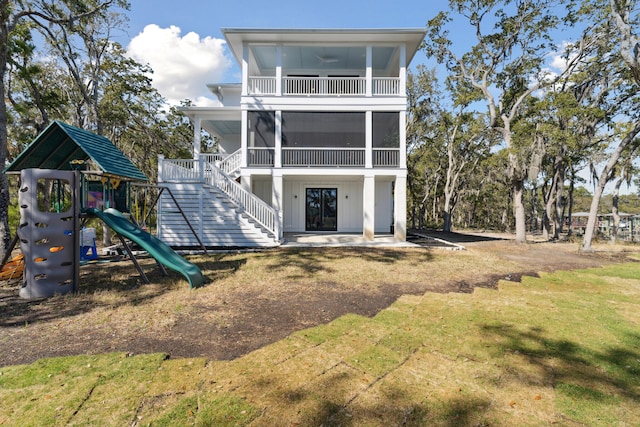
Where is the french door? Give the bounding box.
[305,188,338,231]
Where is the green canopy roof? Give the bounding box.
[4,121,148,181]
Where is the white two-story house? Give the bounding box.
[157,28,426,247]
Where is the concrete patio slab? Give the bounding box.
[282,233,420,247]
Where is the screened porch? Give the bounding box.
[246,110,402,168]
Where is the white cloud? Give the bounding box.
[549,52,569,72]
[127,24,231,106]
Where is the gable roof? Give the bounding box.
[4,121,148,181]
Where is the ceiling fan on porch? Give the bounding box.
[315,54,339,65]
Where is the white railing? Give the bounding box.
[248,76,276,95]
[373,148,400,167]
[159,158,200,181]
[282,148,365,167]
[217,149,242,175]
[158,156,279,240]
[160,148,401,176]
[204,162,280,239]
[247,76,401,96]
[373,78,400,95]
[201,153,224,163]
[283,77,366,96]
[248,148,275,166]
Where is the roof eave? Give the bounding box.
[222,27,426,67]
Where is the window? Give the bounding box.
[282,112,365,147]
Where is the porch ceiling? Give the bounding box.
[251,45,396,73]
[223,28,427,68]
[204,119,241,137]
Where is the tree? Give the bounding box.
[407,64,494,232]
[437,105,492,232]
[535,81,605,240]
[425,0,588,243]
[406,66,440,229]
[1,0,127,259]
[580,0,640,251]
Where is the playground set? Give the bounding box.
[2,121,205,299]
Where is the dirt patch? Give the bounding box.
[0,232,633,367]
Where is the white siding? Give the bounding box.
[251,177,272,205]
[282,177,363,232]
[375,179,393,233]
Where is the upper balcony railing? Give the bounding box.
[248,76,401,96]
[246,147,400,168]
[284,77,366,96]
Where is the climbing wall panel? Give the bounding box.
[17,169,80,299]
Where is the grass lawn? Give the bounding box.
[1,250,639,426]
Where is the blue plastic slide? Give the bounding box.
[87,208,205,288]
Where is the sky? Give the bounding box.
[116,1,634,195]
[119,0,441,106]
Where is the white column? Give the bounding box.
[193,117,201,160]
[399,43,407,96]
[394,174,407,241]
[365,111,372,169]
[366,45,372,97]
[157,154,164,183]
[276,44,282,96]
[363,174,375,240]
[242,42,249,96]
[241,110,248,168]
[272,172,284,239]
[274,110,282,168]
[399,111,407,169]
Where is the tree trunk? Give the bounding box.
[553,154,565,238]
[567,179,575,237]
[0,11,12,259]
[442,173,458,233]
[543,188,556,240]
[513,180,527,244]
[581,182,605,251]
[542,211,550,240]
[610,177,623,244]
[443,211,452,232]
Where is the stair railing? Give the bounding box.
[215,149,242,177]
[199,157,281,240]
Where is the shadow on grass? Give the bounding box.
[480,323,640,401]
[0,254,247,327]
[246,363,492,426]
[263,247,433,278]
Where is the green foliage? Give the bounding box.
[407,63,500,230]
[3,0,192,188]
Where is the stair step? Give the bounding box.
[157,180,278,247]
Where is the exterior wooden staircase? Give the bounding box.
[157,151,281,248]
